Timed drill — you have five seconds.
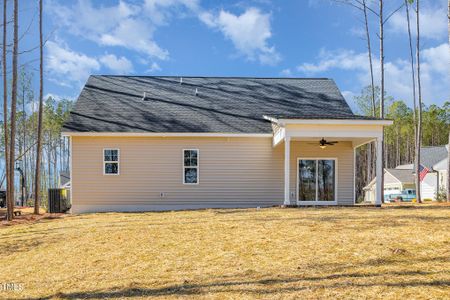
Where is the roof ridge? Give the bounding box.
[89,75,331,80]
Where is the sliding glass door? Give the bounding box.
[298,158,336,203]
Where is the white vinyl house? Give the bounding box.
[62,76,392,213]
[364,145,449,202]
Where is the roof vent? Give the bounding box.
[180,77,183,84]
[195,88,198,96]
[142,92,147,101]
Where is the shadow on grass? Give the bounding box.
[22,269,449,299]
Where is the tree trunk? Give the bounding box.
[362,0,376,183]
[7,0,19,221]
[379,0,385,204]
[405,0,419,202]
[447,0,450,202]
[415,0,423,203]
[34,0,43,214]
[21,82,27,206]
[2,0,11,220]
[447,131,450,202]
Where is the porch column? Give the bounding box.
[284,136,291,205]
[375,137,383,206]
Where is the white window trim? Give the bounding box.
[296,157,338,205]
[103,148,120,176]
[182,149,199,185]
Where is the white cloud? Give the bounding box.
[48,1,282,66]
[280,68,292,77]
[297,43,450,106]
[48,0,169,60]
[144,0,200,25]
[100,54,134,73]
[388,1,448,40]
[44,93,75,102]
[201,8,281,65]
[298,48,368,73]
[147,62,162,73]
[46,40,100,85]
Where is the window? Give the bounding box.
[298,159,336,202]
[183,149,198,184]
[104,149,119,175]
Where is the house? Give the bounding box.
[364,169,415,202]
[364,145,449,202]
[59,172,71,189]
[62,76,392,213]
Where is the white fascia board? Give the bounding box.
[279,119,393,126]
[263,115,280,124]
[61,132,273,138]
[286,129,383,139]
[273,127,285,147]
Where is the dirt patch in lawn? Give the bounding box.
[0,207,66,227]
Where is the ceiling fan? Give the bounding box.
[308,138,339,149]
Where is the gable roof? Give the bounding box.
[62,76,377,134]
[420,146,448,169]
[385,169,415,184]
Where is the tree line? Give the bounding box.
[0,69,72,206]
[339,0,450,203]
[1,0,49,220]
[354,85,450,201]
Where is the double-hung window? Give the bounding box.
[104,149,119,175]
[183,149,199,184]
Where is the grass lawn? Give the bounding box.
[1,205,449,299]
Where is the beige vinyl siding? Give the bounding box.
[288,141,354,205]
[71,137,355,212]
[72,136,284,212]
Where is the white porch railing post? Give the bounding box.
[284,136,291,205]
[375,137,383,206]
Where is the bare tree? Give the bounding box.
[415,0,422,203]
[405,0,419,201]
[2,0,11,220]
[379,0,385,204]
[362,0,376,182]
[7,0,18,220]
[34,0,43,214]
[447,131,450,202]
[447,0,450,202]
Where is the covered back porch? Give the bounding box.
[267,117,393,206]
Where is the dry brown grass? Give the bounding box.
[1,205,449,299]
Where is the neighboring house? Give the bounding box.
[364,145,449,202]
[62,76,392,213]
[59,172,71,189]
[364,169,415,202]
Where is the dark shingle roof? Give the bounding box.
[63,76,372,133]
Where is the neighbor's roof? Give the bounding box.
[420,146,448,169]
[62,76,380,134]
[59,172,70,187]
[386,169,415,183]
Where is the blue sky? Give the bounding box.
[15,0,450,112]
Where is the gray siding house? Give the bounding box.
[62,76,392,213]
